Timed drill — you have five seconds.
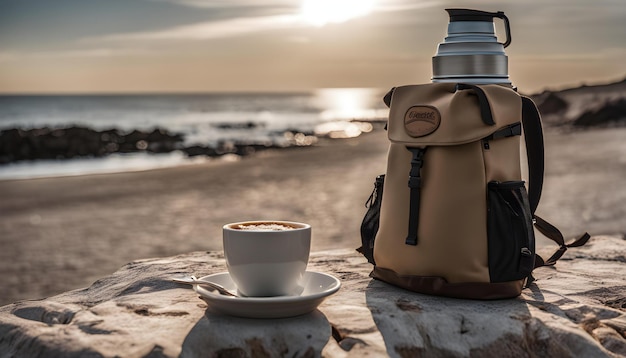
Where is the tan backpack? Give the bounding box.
[359,82,589,299]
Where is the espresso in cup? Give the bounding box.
[223,220,311,297]
[232,222,298,231]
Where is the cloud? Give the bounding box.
[88,0,444,44]
[89,14,304,42]
[0,48,152,62]
[374,0,441,12]
[149,0,295,8]
[152,0,443,13]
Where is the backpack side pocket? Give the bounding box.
[487,181,536,282]
[358,174,385,265]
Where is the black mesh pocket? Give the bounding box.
[487,181,536,282]
[358,174,384,265]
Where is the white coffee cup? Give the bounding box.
[223,220,311,297]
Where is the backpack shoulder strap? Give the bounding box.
[520,96,544,214]
[520,96,591,274]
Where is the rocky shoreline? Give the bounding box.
[0,125,320,165]
[2,77,624,166]
[530,77,626,129]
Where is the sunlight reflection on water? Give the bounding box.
[315,88,388,121]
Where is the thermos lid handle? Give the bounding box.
[446,8,512,48]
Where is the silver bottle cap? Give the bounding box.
[432,9,512,85]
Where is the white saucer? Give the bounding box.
[193,271,341,319]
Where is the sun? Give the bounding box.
[300,0,376,27]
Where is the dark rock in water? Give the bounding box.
[536,92,569,115]
[0,123,325,165]
[274,128,316,137]
[0,126,185,164]
[181,145,218,157]
[0,129,21,163]
[213,121,261,130]
[181,142,277,158]
[146,129,184,153]
[574,98,626,127]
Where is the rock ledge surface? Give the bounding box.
[0,235,625,357]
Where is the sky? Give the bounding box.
[0,0,624,94]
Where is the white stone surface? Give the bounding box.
[0,236,625,357]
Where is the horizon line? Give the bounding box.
[1,75,624,97]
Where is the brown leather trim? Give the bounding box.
[371,267,523,300]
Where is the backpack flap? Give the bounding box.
[387,83,521,146]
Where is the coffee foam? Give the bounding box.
[234,223,296,231]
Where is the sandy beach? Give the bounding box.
[1,126,625,306]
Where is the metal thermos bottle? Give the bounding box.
[432,9,512,85]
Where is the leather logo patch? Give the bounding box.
[404,105,441,137]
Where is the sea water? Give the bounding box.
[0,88,388,179]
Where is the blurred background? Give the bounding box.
[1,0,624,94]
[0,0,624,305]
